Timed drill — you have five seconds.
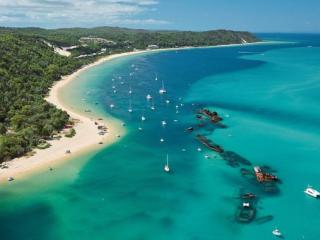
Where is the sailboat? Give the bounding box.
[164,154,170,173]
[128,100,133,113]
[159,79,167,94]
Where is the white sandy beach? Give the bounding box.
[0,42,268,182]
[0,51,149,182]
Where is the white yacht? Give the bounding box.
[128,100,133,113]
[161,120,167,126]
[159,80,167,94]
[304,185,320,198]
[272,229,282,237]
[141,115,146,121]
[164,154,170,173]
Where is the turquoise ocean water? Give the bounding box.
[1,34,320,239]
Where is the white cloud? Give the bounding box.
[0,0,169,28]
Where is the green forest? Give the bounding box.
[0,27,259,162]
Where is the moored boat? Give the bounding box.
[272,228,282,237]
[164,154,170,173]
[304,185,320,198]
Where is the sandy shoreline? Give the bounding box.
[0,41,270,183]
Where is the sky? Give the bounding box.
[0,0,320,32]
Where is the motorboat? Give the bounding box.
[304,185,320,198]
[272,229,282,237]
[7,176,14,182]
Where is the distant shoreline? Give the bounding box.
[0,41,271,183]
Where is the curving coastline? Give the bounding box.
[0,42,268,183]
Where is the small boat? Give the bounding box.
[164,154,170,173]
[138,127,143,131]
[160,138,164,143]
[128,100,133,113]
[109,104,115,109]
[161,120,167,126]
[146,94,152,101]
[159,88,166,95]
[151,105,155,111]
[272,229,282,237]
[65,150,71,154]
[141,115,146,121]
[7,176,14,182]
[129,87,132,95]
[186,127,194,132]
[197,147,202,152]
[165,100,170,104]
[159,80,167,94]
[304,185,320,198]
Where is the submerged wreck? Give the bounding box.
[199,109,223,123]
[236,195,257,223]
[196,134,224,153]
[254,166,278,183]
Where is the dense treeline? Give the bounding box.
[0,27,259,162]
[0,34,88,162]
[0,27,259,57]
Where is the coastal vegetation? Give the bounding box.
[0,27,259,58]
[0,27,259,162]
[0,34,86,162]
